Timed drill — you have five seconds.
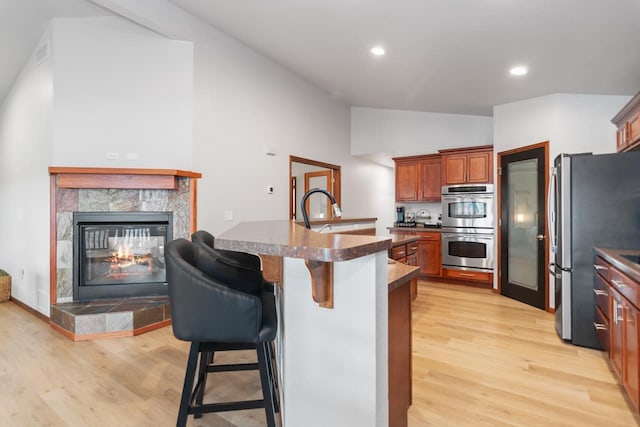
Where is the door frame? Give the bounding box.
[496,141,551,312]
[304,170,333,219]
[289,156,341,220]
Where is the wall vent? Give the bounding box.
[35,41,50,65]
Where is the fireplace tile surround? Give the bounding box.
[48,168,201,340]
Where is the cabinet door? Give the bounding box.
[419,158,441,201]
[466,151,492,183]
[629,112,640,147]
[418,240,441,276]
[395,162,418,201]
[442,155,467,185]
[406,253,418,266]
[624,300,639,407]
[611,289,624,378]
[617,126,628,152]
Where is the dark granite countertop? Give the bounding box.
[216,220,391,262]
[389,234,420,247]
[387,259,421,292]
[594,247,640,283]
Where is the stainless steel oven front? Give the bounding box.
[441,227,495,272]
[441,184,494,229]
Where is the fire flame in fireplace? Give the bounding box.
[109,245,154,274]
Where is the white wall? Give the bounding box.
[493,93,630,161]
[0,26,54,315]
[51,16,193,168]
[91,0,394,235]
[0,16,193,314]
[493,93,632,305]
[351,107,493,157]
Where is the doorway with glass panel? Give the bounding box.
[498,142,549,310]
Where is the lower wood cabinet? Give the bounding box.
[417,233,441,277]
[442,268,492,283]
[623,293,639,406]
[610,286,625,378]
[388,275,413,427]
[389,239,420,300]
[594,251,640,411]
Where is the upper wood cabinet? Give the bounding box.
[612,92,640,152]
[439,145,493,185]
[393,154,441,202]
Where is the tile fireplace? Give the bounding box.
[48,167,201,340]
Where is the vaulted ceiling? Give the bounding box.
[3,0,640,116]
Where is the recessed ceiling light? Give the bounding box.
[510,66,528,76]
[370,46,386,57]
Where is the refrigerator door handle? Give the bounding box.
[547,167,557,253]
[548,262,561,278]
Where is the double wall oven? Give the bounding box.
[441,184,495,272]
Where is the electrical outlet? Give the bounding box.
[267,186,274,194]
[106,152,119,160]
[125,152,138,160]
[224,210,233,221]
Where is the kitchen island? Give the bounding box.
[216,220,416,427]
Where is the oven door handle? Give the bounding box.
[443,234,494,240]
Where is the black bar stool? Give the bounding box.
[165,238,279,427]
[192,229,275,292]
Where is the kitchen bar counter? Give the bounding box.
[216,220,392,427]
[217,220,388,261]
[594,247,640,282]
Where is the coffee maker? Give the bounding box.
[395,206,405,223]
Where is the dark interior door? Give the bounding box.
[500,147,546,309]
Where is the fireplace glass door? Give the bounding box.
[82,224,167,286]
[73,212,172,300]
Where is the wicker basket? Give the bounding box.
[0,275,10,302]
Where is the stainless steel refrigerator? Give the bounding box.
[549,151,640,349]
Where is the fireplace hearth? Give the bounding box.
[73,212,172,301]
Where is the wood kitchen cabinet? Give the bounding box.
[439,145,493,185]
[612,91,640,152]
[389,236,420,300]
[610,286,624,378]
[389,230,441,279]
[393,154,441,202]
[624,296,639,406]
[417,232,441,277]
[593,249,640,411]
[395,161,419,201]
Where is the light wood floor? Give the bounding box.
[410,281,639,427]
[0,281,638,427]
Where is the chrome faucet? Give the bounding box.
[300,188,342,229]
